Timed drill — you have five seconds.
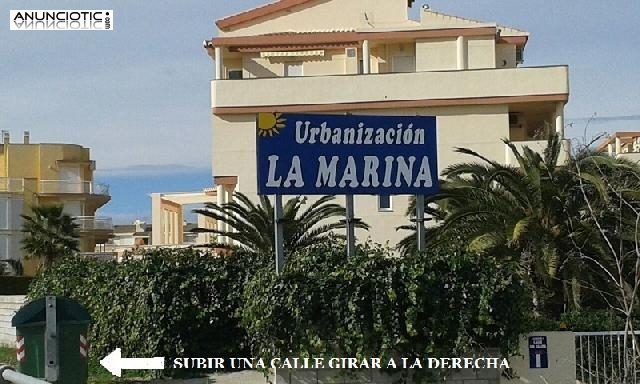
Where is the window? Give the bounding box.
[227,69,243,80]
[378,195,392,211]
[285,62,303,77]
[516,47,525,64]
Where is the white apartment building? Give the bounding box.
[205,0,570,245]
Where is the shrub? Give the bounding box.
[240,240,530,380]
[28,248,265,375]
[560,310,626,332]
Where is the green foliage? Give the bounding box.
[240,239,529,381]
[560,310,626,332]
[0,346,17,366]
[28,248,265,376]
[0,276,33,294]
[21,204,79,269]
[399,132,640,319]
[193,192,369,255]
[524,310,629,332]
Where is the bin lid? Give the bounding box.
[12,296,90,326]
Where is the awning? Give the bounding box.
[260,50,325,58]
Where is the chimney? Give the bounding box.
[2,131,8,144]
[23,131,30,144]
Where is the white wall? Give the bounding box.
[212,66,570,109]
[416,38,458,71]
[501,332,576,384]
[467,36,496,69]
[0,295,25,346]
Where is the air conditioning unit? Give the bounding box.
[345,48,357,58]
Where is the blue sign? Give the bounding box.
[529,336,549,369]
[256,113,439,195]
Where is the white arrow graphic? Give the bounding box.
[100,348,165,377]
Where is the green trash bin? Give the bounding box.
[11,296,90,384]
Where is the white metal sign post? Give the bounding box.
[345,195,356,258]
[415,195,426,252]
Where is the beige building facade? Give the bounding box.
[205,0,570,245]
[598,131,640,163]
[0,131,112,274]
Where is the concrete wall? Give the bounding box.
[496,44,517,69]
[467,36,496,69]
[212,66,569,109]
[2,143,91,182]
[0,295,25,347]
[501,332,576,384]
[416,38,457,71]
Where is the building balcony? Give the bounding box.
[39,180,109,195]
[74,216,114,232]
[211,65,569,113]
[74,216,114,246]
[505,139,571,166]
[0,178,24,193]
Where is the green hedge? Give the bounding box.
[27,241,532,381]
[28,248,266,376]
[241,241,530,372]
[0,277,33,295]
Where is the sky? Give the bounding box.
[2,0,640,223]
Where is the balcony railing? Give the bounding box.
[73,216,114,231]
[0,178,24,193]
[39,180,109,195]
[79,252,117,261]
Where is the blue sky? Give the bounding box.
[2,0,639,223]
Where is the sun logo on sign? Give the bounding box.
[258,113,286,137]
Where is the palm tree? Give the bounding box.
[398,133,617,315]
[193,192,369,254]
[21,204,79,269]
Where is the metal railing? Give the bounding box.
[73,216,113,231]
[0,178,24,193]
[0,365,51,384]
[39,180,109,195]
[79,252,117,261]
[575,331,640,384]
